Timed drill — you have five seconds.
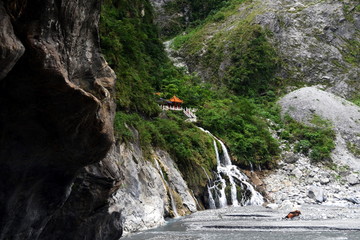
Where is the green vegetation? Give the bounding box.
[114,111,217,191]
[197,96,279,167]
[350,94,360,107]
[160,0,233,37]
[346,141,360,157]
[101,0,338,189]
[171,0,281,96]
[100,0,215,113]
[101,0,220,196]
[281,115,335,162]
[155,68,214,106]
[225,25,281,96]
[342,37,360,66]
[342,1,360,23]
[101,0,166,116]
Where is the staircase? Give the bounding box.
[183,108,197,122]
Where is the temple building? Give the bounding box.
[169,95,183,109]
[158,95,184,110]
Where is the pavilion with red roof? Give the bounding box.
[158,95,184,110]
[168,95,183,110]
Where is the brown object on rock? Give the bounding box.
[285,210,301,219]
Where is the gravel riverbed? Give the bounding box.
[121,205,360,240]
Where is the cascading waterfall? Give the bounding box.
[213,140,228,208]
[198,127,264,208]
[155,160,180,218]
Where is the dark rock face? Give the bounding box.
[0,0,119,239]
[40,150,124,240]
[0,2,25,80]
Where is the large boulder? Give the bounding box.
[308,186,327,203]
[346,174,360,185]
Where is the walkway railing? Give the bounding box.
[159,105,197,122]
[183,108,197,122]
[159,105,183,111]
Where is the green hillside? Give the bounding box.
[99,0,336,196]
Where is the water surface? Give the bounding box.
[122,205,360,240]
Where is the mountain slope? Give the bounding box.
[169,0,360,97]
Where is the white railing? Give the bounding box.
[159,105,183,111]
[183,108,197,122]
[159,105,197,122]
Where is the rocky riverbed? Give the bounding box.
[263,153,360,208]
[257,86,360,211]
[121,205,360,240]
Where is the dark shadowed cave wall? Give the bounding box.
[0,0,122,239]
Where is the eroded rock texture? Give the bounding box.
[0,2,24,80]
[39,148,123,240]
[0,0,118,239]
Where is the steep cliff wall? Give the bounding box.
[0,0,117,239]
[108,134,197,234]
[151,0,230,37]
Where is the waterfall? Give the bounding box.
[213,140,228,208]
[249,161,254,172]
[198,127,264,208]
[155,160,180,218]
[169,189,179,218]
[207,187,217,209]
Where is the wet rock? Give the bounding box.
[247,172,264,187]
[105,137,198,234]
[156,149,198,213]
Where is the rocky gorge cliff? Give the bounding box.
[0,0,203,238]
[0,0,119,239]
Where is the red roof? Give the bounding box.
[169,95,183,103]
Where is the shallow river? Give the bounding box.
[122,205,360,240]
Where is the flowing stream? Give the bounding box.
[198,127,264,208]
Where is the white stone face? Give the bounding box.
[108,137,197,234]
